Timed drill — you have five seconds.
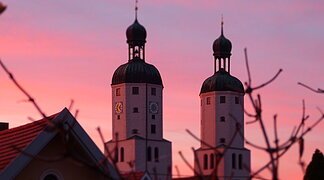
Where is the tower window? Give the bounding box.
[220,116,225,122]
[133,107,139,113]
[152,115,155,119]
[120,147,124,162]
[206,97,211,105]
[220,96,226,104]
[151,88,156,96]
[115,148,119,162]
[232,153,236,169]
[117,115,120,120]
[239,154,243,169]
[147,147,152,162]
[203,154,208,170]
[210,154,215,169]
[235,96,239,104]
[134,46,140,57]
[151,125,156,134]
[132,129,138,134]
[132,87,139,95]
[116,88,121,96]
[220,138,226,144]
[154,147,159,162]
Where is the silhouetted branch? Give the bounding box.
[178,151,199,176]
[298,82,324,94]
[252,69,282,91]
[244,48,252,86]
[68,99,74,110]
[0,59,47,119]
[0,2,6,14]
[175,165,181,178]
[242,49,324,180]
[74,109,79,118]
[97,127,121,178]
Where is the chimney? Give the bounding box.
[0,122,9,131]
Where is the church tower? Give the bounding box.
[106,5,172,179]
[194,21,251,179]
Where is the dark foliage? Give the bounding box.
[304,149,324,180]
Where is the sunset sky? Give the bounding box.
[0,0,323,179]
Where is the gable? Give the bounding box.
[16,134,107,180]
[0,115,56,171]
[0,108,118,179]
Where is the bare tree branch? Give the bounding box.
[298,82,324,94]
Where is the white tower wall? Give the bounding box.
[194,21,251,179]
[200,91,244,148]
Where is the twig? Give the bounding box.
[244,48,252,86]
[252,69,282,91]
[68,99,74,110]
[175,165,180,178]
[0,59,47,119]
[178,151,199,176]
[298,82,324,94]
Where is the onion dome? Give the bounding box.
[111,57,163,86]
[126,19,147,46]
[200,69,244,94]
[212,22,232,58]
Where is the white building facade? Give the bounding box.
[106,15,172,180]
[194,22,251,179]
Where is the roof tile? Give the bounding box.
[0,114,57,171]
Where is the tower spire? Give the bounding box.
[135,0,138,19]
[221,15,224,35]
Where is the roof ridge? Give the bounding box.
[0,113,58,136]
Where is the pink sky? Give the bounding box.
[1,0,323,179]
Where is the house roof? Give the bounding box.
[0,114,57,171]
[0,108,119,179]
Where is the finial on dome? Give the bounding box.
[135,0,138,19]
[212,15,232,59]
[221,15,224,35]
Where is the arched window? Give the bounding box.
[120,147,124,162]
[41,169,62,180]
[147,147,152,162]
[206,97,211,105]
[154,147,159,162]
[235,96,239,104]
[116,88,121,96]
[232,153,236,169]
[115,148,119,162]
[203,154,208,170]
[43,174,58,180]
[239,154,243,169]
[220,96,226,104]
[210,154,214,169]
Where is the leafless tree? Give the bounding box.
[1,3,322,178]
[176,48,323,180]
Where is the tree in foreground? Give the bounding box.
[304,149,324,180]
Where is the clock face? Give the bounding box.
[149,102,158,114]
[115,102,123,114]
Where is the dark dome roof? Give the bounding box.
[126,19,147,45]
[212,33,232,58]
[200,69,244,94]
[112,58,163,86]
